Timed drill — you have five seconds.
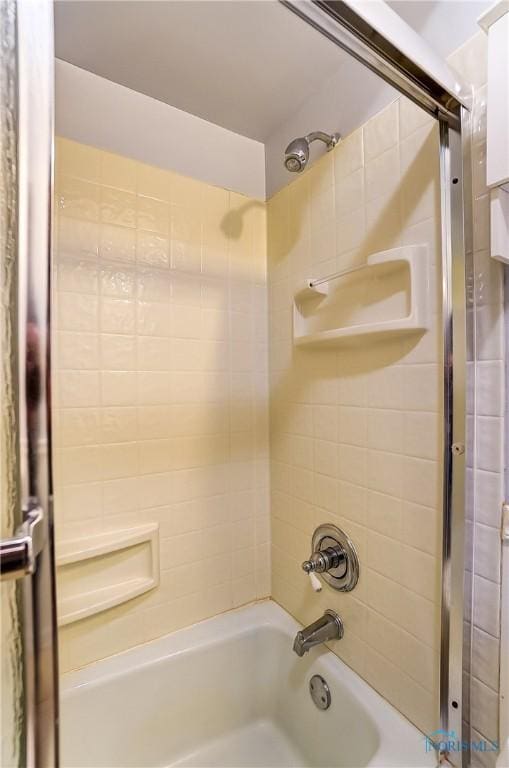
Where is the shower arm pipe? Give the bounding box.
[305,131,339,149]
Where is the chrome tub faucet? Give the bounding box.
[293,610,344,657]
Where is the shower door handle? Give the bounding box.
[0,505,44,580]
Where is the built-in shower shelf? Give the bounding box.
[293,245,430,347]
[56,523,159,626]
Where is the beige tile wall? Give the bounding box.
[53,38,499,747]
[267,97,443,734]
[53,138,269,672]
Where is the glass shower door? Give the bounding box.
[1,581,26,766]
[1,1,26,763]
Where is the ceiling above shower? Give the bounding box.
[54,0,491,198]
[54,0,489,144]
[54,0,345,143]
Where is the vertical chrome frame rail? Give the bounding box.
[17,0,58,765]
[438,117,469,759]
[280,1,472,762]
[459,105,475,767]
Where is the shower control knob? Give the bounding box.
[302,524,360,592]
[302,545,346,576]
[308,571,322,592]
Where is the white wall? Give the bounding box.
[55,59,266,201]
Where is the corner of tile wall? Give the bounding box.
[267,94,443,735]
[53,25,504,752]
[267,30,504,741]
[53,137,270,672]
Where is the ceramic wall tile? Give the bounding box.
[267,95,443,735]
[53,31,503,752]
[54,138,269,672]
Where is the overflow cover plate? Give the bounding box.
[309,674,331,710]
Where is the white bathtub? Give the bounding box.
[61,601,435,768]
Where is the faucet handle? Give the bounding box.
[302,553,321,573]
[308,571,322,592]
[302,555,324,591]
[302,546,345,575]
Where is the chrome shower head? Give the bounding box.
[284,131,340,173]
[284,137,309,173]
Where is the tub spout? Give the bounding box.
[292,610,344,657]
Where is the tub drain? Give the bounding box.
[309,674,331,710]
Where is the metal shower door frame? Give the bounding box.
[280,1,472,763]
[0,0,59,765]
[19,0,59,760]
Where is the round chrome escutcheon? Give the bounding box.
[309,674,331,710]
[311,523,359,591]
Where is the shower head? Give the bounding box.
[284,131,340,173]
[284,136,309,173]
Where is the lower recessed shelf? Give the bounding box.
[56,523,159,626]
